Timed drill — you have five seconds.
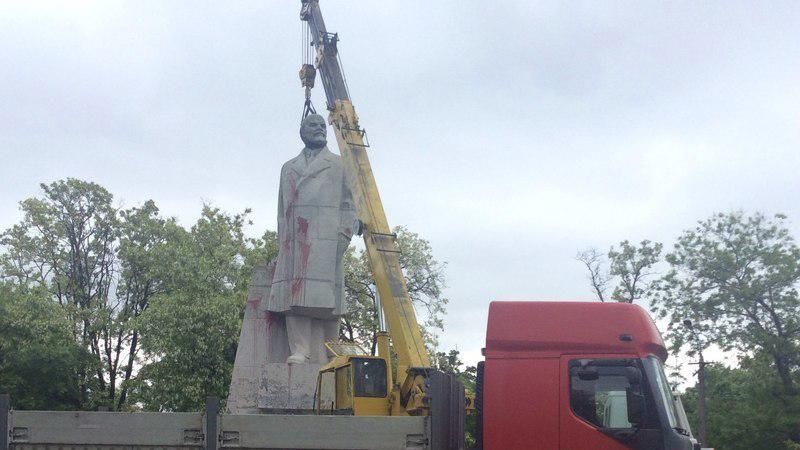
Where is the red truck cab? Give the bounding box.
[478,301,695,450]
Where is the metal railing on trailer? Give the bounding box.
[1,397,423,450]
[1,372,465,450]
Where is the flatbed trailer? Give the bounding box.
[5,409,425,450]
[1,371,465,450]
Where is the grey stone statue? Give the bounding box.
[266,113,357,364]
[227,114,355,413]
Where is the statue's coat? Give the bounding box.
[267,146,356,318]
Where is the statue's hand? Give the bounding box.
[341,219,362,240]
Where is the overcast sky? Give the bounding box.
[2,1,799,368]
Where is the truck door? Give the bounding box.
[559,355,659,450]
[483,357,560,450]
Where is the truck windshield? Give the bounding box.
[645,356,679,429]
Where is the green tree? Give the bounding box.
[0,179,122,408]
[130,206,276,411]
[0,179,275,411]
[681,354,800,450]
[652,212,800,394]
[0,282,85,409]
[132,289,243,411]
[433,349,476,391]
[576,240,662,303]
[608,240,662,303]
[342,226,448,356]
[112,201,171,408]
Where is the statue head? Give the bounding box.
[300,114,327,149]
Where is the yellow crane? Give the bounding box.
[298,0,437,417]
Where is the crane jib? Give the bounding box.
[301,0,349,107]
[299,0,431,373]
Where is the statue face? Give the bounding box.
[300,114,327,149]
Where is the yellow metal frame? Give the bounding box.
[316,353,393,416]
[329,100,430,371]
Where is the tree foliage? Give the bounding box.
[1,179,124,408]
[342,226,448,356]
[128,206,276,411]
[608,240,663,303]
[577,240,662,303]
[653,212,800,393]
[0,180,276,411]
[433,349,476,392]
[681,354,800,450]
[0,282,85,410]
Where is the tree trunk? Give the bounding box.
[78,367,88,408]
[774,353,796,394]
[697,352,708,447]
[116,331,139,409]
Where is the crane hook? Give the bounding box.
[299,63,317,120]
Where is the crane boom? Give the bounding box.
[300,0,431,375]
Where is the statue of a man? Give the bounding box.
[266,114,357,365]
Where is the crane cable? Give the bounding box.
[300,22,317,120]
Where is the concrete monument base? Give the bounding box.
[227,264,330,414]
[229,363,321,413]
[257,362,322,412]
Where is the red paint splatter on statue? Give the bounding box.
[297,216,309,235]
[282,177,300,251]
[292,217,311,298]
[265,311,275,330]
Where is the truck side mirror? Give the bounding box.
[577,367,599,381]
[625,365,645,427]
[624,366,642,385]
[626,388,645,427]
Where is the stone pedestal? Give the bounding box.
[227,264,325,414]
[229,362,321,414]
[257,362,321,412]
[228,264,283,413]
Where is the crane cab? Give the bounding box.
[316,342,390,416]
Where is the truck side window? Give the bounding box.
[569,359,643,429]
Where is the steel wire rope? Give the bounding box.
[336,51,351,101]
[300,23,317,119]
